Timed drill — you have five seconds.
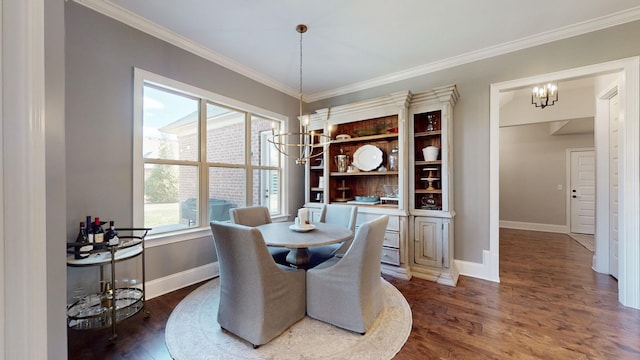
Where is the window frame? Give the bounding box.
[133,68,288,243]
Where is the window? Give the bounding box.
[134,69,286,235]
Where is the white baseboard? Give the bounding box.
[455,249,500,283]
[145,262,219,300]
[499,220,568,234]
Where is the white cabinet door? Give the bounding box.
[413,217,442,268]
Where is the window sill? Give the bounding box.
[145,227,212,248]
[144,214,290,248]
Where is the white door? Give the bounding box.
[570,150,595,234]
[609,93,620,279]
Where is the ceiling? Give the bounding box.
[78,0,640,100]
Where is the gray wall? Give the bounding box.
[310,20,640,263]
[500,123,594,225]
[65,1,302,292]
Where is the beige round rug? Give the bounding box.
[165,277,412,359]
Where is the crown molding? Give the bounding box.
[73,0,300,98]
[307,6,640,101]
[73,1,640,102]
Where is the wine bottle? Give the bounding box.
[93,217,105,245]
[106,220,119,247]
[85,216,94,244]
[74,222,91,259]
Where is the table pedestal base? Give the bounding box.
[286,248,310,268]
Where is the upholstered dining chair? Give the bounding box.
[209,221,306,348]
[306,215,389,334]
[307,204,358,268]
[229,206,289,265]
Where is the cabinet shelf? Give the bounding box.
[332,133,398,144]
[310,187,324,191]
[415,160,442,166]
[310,165,324,170]
[330,171,399,176]
[414,130,442,138]
[415,189,443,194]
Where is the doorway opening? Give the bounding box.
[489,57,639,308]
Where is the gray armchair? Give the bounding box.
[307,204,357,268]
[229,206,289,265]
[306,215,389,334]
[209,221,306,347]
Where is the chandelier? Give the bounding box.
[268,24,332,165]
[531,83,558,109]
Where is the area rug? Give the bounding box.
[569,233,595,252]
[165,277,412,360]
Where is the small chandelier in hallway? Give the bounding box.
[531,83,558,109]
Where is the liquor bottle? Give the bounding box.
[74,222,91,259]
[106,220,119,247]
[93,217,105,245]
[101,281,114,309]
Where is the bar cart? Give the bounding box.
[66,228,151,342]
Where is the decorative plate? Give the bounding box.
[288,224,316,232]
[352,145,383,171]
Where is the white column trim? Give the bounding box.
[2,0,48,358]
[593,84,618,274]
[618,57,640,308]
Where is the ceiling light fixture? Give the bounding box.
[531,83,558,109]
[268,24,332,165]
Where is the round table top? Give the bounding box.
[256,221,353,248]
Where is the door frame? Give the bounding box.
[489,57,639,308]
[566,148,595,235]
[594,82,620,277]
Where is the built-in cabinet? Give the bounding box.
[304,85,459,285]
[408,86,459,286]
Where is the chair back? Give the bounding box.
[338,215,388,279]
[319,204,357,256]
[209,221,306,346]
[319,204,357,231]
[229,206,272,227]
[305,215,389,333]
[210,222,279,297]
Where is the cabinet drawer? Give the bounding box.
[356,213,399,231]
[381,246,400,266]
[383,231,399,248]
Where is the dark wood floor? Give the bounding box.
[68,229,640,359]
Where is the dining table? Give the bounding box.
[256,221,353,268]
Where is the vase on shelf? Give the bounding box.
[335,154,348,172]
[422,146,439,161]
